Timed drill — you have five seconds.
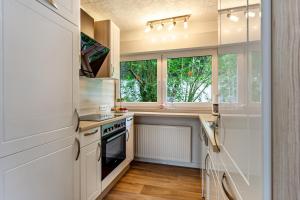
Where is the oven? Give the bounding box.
[101,119,126,180]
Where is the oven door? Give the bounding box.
[101,128,126,180]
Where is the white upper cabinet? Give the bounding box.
[0,0,79,158]
[94,20,120,79]
[37,0,80,25]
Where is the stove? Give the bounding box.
[79,113,120,122]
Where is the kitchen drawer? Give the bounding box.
[37,0,79,26]
[78,128,100,147]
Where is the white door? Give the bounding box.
[0,0,79,158]
[80,141,102,200]
[0,136,78,200]
[37,0,80,25]
[126,117,134,162]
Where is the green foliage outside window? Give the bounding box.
[218,54,238,103]
[167,56,212,102]
[250,51,262,102]
[120,60,157,102]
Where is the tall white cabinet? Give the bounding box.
[0,0,80,199]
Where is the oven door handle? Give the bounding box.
[106,132,125,143]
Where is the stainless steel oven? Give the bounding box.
[101,119,126,180]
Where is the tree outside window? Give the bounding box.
[167,56,212,103]
[120,59,157,102]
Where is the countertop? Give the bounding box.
[79,111,219,153]
[79,112,134,132]
[199,114,219,152]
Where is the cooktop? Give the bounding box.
[80,114,120,122]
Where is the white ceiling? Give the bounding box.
[81,0,218,31]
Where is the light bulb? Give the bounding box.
[245,11,256,18]
[183,18,188,29]
[227,13,239,22]
[168,21,176,31]
[157,23,164,31]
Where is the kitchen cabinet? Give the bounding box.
[37,0,80,25]
[0,136,78,200]
[126,117,134,163]
[80,141,102,200]
[94,20,120,79]
[0,0,80,199]
[0,0,79,158]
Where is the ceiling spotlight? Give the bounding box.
[144,23,153,33]
[245,11,256,18]
[168,21,176,31]
[157,23,164,31]
[227,13,239,22]
[183,18,188,29]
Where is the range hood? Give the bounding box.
[80,32,110,78]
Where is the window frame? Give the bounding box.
[161,49,218,109]
[119,54,162,109]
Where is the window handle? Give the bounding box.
[47,0,58,9]
[75,109,80,132]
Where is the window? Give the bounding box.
[167,55,212,103]
[120,59,158,102]
[119,50,217,109]
[249,50,262,103]
[218,54,238,103]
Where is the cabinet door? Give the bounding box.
[0,0,79,158]
[37,0,80,25]
[80,141,101,200]
[126,118,134,163]
[110,22,120,79]
[0,136,78,200]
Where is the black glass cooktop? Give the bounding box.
[80,114,118,122]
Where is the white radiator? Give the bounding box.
[135,124,192,163]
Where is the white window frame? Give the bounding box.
[119,54,162,109]
[161,49,218,110]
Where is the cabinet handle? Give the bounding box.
[204,154,209,176]
[98,142,101,162]
[126,130,129,141]
[221,173,235,200]
[75,109,80,132]
[213,126,220,152]
[47,0,58,9]
[75,138,80,161]
[127,118,133,122]
[84,129,98,137]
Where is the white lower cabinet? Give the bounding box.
[0,136,78,200]
[80,141,102,200]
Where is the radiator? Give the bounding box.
[135,124,192,163]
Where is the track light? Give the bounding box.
[245,11,256,18]
[144,14,190,32]
[157,23,164,31]
[227,13,239,22]
[144,23,153,33]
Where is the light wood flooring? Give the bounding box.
[103,161,203,200]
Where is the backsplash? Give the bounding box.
[79,78,115,114]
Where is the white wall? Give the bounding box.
[121,20,218,54]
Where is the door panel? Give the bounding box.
[0,136,77,200]
[80,141,101,200]
[0,0,79,158]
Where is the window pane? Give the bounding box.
[120,59,157,102]
[249,50,262,102]
[167,56,212,103]
[218,54,238,103]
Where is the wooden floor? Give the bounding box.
[103,161,203,200]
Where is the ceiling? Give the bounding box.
[80,0,218,31]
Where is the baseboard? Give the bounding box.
[134,157,201,169]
